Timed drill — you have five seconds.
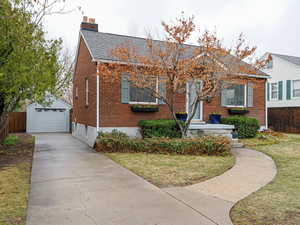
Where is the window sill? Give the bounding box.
[223,105,246,108]
[129,102,158,105]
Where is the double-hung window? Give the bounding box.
[270,82,278,100]
[129,76,158,104]
[292,80,300,98]
[129,85,157,103]
[222,83,246,107]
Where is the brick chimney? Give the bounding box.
[80,16,98,32]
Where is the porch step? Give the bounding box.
[232,139,244,148]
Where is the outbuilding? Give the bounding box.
[26,98,71,133]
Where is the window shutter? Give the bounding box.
[286,80,291,100]
[158,79,166,104]
[267,82,270,101]
[121,74,130,103]
[278,81,283,100]
[247,83,253,107]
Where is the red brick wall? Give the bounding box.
[99,77,266,127]
[99,77,186,127]
[203,80,266,125]
[73,37,97,127]
[73,38,266,127]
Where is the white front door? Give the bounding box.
[187,82,203,122]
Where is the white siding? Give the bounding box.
[265,55,300,108]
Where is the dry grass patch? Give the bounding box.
[105,153,235,188]
[0,134,34,225]
[230,134,300,225]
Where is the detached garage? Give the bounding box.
[26,99,71,133]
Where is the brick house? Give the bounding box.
[73,17,269,146]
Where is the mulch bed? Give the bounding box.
[0,133,35,168]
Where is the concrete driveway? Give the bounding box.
[26,133,216,225]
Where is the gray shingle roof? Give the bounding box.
[81,30,268,76]
[271,53,300,67]
[81,30,196,61]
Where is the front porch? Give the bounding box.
[188,123,235,139]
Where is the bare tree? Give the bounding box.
[56,48,74,105]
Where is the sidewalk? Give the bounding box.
[163,148,277,225]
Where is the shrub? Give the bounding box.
[96,134,231,156]
[98,129,129,139]
[138,119,182,138]
[222,116,260,138]
[3,135,19,146]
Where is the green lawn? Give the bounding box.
[0,134,34,225]
[231,134,300,225]
[105,152,235,188]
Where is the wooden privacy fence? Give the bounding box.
[0,115,9,142]
[9,112,26,133]
[268,107,300,133]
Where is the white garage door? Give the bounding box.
[29,108,69,132]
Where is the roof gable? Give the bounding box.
[271,53,300,67]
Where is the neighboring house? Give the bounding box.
[27,97,72,133]
[263,53,300,132]
[264,53,300,107]
[73,17,269,146]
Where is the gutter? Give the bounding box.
[96,63,100,132]
[94,59,270,79]
[238,73,270,79]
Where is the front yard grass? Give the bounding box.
[230,133,300,225]
[105,153,235,188]
[0,134,35,225]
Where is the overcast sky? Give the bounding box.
[44,0,299,58]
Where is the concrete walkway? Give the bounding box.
[26,133,217,225]
[163,148,277,225]
[26,134,276,225]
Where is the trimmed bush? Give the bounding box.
[138,119,182,138]
[95,133,231,156]
[221,116,260,138]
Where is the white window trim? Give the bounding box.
[292,79,300,99]
[85,79,89,106]
[270,82,278,101]
[223,84,247,107]
[129,77,159,105]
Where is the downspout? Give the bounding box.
[96,63,100,132]
[265,80,268,130]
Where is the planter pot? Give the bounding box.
[209,114,221,124]
[228,108,249,115]
[131,106,159,113]
[232,131,239,139]
[175,113,188,122]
